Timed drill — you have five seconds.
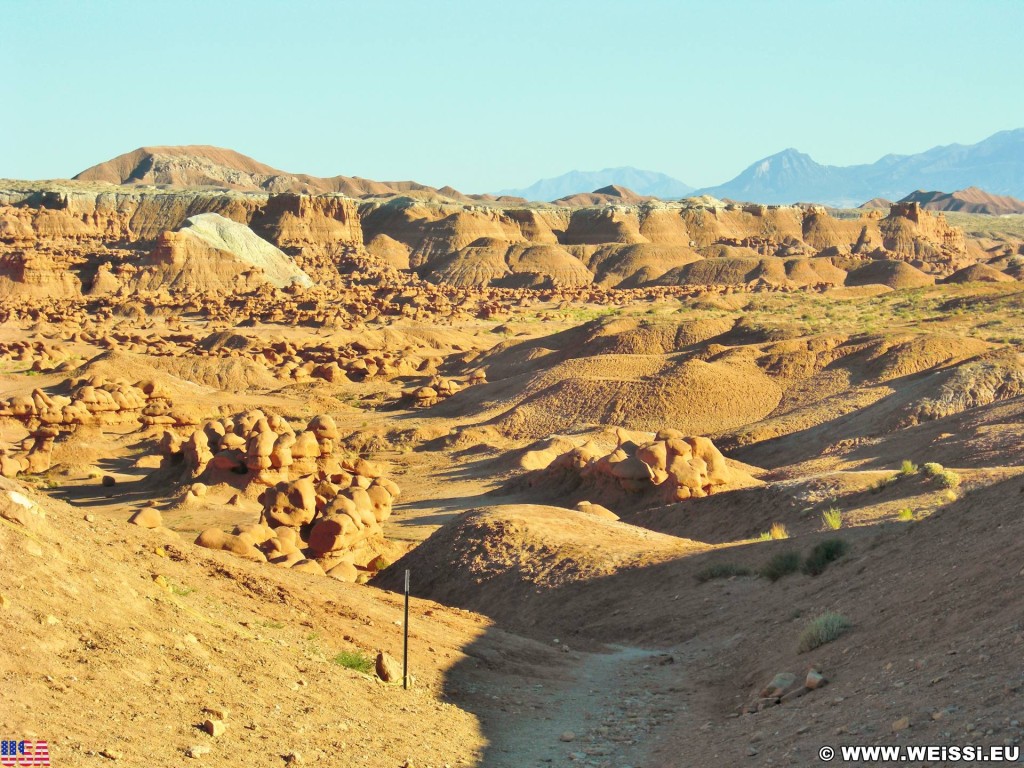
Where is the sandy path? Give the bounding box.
[460,645,690,768]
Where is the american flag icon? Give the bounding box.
[0,740,49,766]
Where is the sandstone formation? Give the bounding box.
[1,158,1013,302]
[0,376,185,477]
[132,213,313,292]
[519,430,751,507]
[168,410,401,579]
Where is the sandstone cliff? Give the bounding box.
[0,178,1000,297]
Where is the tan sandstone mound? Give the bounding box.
[374,503,706,629]
[942,263,1015,284]
[133,213,313,292]
[844,259,935,288]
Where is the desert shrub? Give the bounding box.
[936,469,961,489]
[802,538,849,575]
[921,462,944,477]
[821,507,843,531]
[760,551,801,582]
[695,563,752,583]
[899,459,918,476]
[897,507,915,522]
[333,650,374,674]
[798,612,851,653]
[169,581,193,597]
[870,474,898,494]
[769,522,789,540]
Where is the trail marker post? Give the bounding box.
[403,569,410,690]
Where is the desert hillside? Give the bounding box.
[3,147,1024,767]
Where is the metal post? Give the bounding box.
[403,568,410,690]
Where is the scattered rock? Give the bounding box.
[760,672,798,699]
[375,651,402,683]
[203,719,226,737]
[805,669,828,690]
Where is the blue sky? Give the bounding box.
[3,0,1023,192]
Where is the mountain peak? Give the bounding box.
[500,168,692,202]
[696,128,1024,206]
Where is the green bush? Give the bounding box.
[936,469,961,489]
[333,650,375,674]
[798,612,851,653]
[899,459,918,476]
[921,462,944,477]
[695,563,752,583]
[821,507,843,531]
[897,507,915,522]
[760,551,801,582]
[802,538,849,576]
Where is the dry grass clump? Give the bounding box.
[695,563,752,583]
[760,551,801,582]
[797,612,851,653]
[757,522,790,541]
[802,538,849,576]
[821,507,842,531]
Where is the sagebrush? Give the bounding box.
[798,612,851,653]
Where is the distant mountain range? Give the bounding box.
[57,129,1024,210]
[499,167,693,202]
[694,129,1024,207]
[498,129,1024,207]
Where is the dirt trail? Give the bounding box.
[457,645,690,768]
[384,445,511,544]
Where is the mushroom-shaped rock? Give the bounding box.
[290,430,321,459]
[306,415,339,441]
[307,514,358,555]
[636,441,669,472]
[366,484,393,521]
[610,454,654,491]
[353,458,383,479]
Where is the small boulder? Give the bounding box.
[375,651,402,683]
[129,507,162,529]
[203,719,226,737]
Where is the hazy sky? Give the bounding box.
[4,0,1023,192]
